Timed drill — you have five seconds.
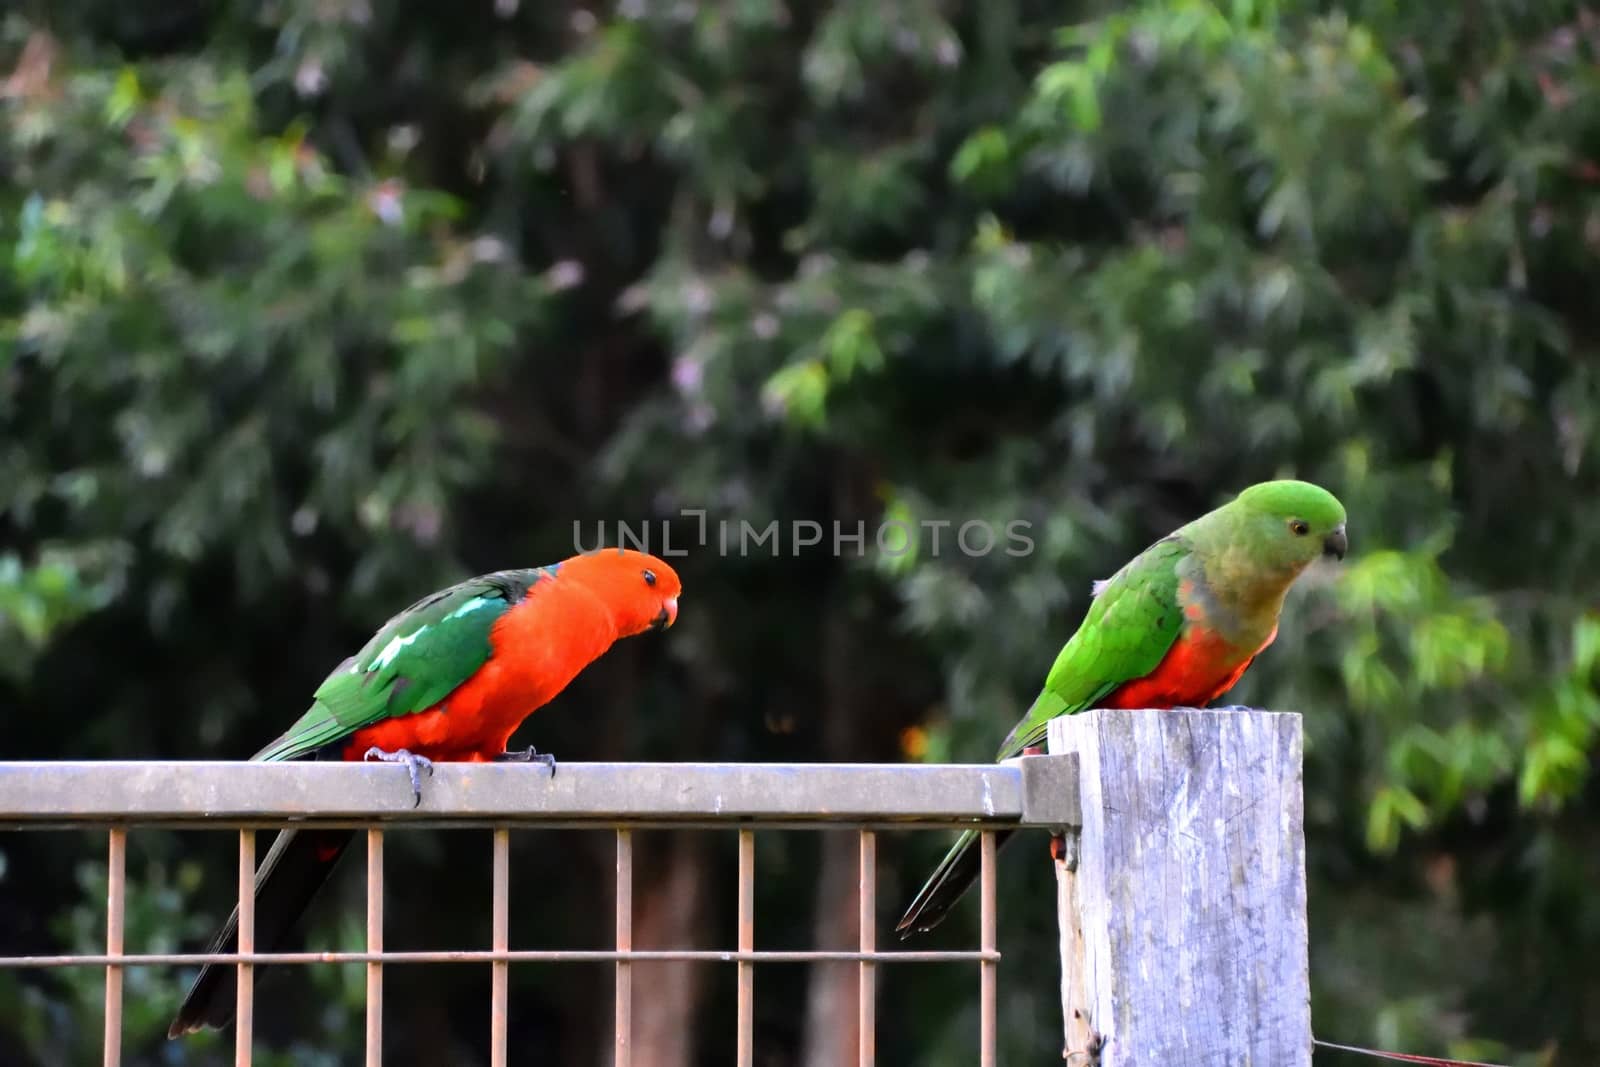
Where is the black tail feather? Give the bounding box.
[895,828,1016,938]
[167,827,354,1038]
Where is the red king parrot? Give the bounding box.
[896,479,1346,937]
[170,548,682,1036]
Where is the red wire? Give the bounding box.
[1314,1037,1516,1067]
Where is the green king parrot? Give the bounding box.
[896,479,1347,937]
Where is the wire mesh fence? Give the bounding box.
[0,757,1078,1066]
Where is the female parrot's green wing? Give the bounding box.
[993,536,1189,760]
[252,567,559,762]
[898,535,1194,938]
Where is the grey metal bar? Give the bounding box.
[236,830,254,1067]
[22,816,1026,833]
[615,829,632,1067]
[736,830,754,1067]
[2,948,1000,967]
[0,759,1077,827]
[980,831,997,1067]
[491,828,509,1067]
[102,828,124,1067]
[366,829,383,1067]
[1012,752,1080,826]
[858,829,875,1067]
[5,760,1060,1066]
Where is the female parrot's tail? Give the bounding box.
[167,827,354,1037]
[895,828,1015,938]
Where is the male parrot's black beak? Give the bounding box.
[651,597,679,631]
[1322,525,1348,561]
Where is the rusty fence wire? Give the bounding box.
[0,758,1078,1066]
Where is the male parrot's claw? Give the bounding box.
[494,745,557,777]
[363,746,435,807]
[1214,704,1255,712]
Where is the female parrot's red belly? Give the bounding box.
[1106,623,1277,710]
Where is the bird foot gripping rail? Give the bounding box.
[0,754,1079,1067]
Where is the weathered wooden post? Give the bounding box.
[1049,709,1310,1066]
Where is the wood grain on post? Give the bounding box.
[1049,709,1310,1067]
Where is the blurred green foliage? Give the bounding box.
[3,0,1599,1064]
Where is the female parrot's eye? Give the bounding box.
[643,569,657,587]
[1289,519,1310,536]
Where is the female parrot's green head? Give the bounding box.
[1182,479,1348,618]
[1227,479,1348,570]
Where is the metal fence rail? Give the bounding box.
[0,757,1079,1067]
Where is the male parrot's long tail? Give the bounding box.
[895,828,1016,938]
[168,827,354,1037]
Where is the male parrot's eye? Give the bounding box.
[643,569,657,587]
[1289,519,1310,536]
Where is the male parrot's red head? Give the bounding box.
[561,548,682,637]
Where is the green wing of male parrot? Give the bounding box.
[251,568,553,762]
[992,536,1189,760]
